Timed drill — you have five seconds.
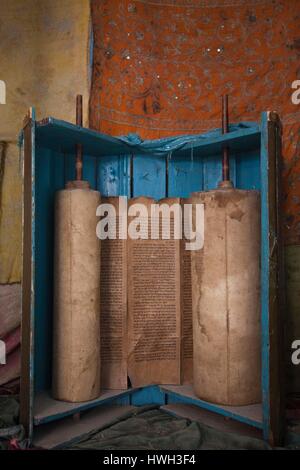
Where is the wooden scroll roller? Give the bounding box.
[52,95,101,402]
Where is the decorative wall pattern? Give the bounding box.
[90,0,300,244]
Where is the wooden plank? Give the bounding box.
[260,112,270,443]
[35,117,260,158]
[34,389,140,425]
[20,110,36,439]
[269,112,285,445]
[160,385,263,429]
[260,112,285,445]
[33,405,136,449]
[273,113,286,446]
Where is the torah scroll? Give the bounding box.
[52,187,101,402]
[191,189,261,405]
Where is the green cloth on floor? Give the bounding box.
[0,396,19,428]
[68,406,271,451]
[0,396,24,449]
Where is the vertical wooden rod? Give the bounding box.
[130,155,134,198]
[76,95,83,126]
[75,95,83,181]
[222,94,230,182]
[165,154,169,198]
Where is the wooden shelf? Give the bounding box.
[34,389,137,425]
[34,385,263,431]
[33,405,136,449]
[35,117,260,158]
[160,385,263,429]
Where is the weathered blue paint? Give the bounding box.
[97,155,130,196]
[133,154,166,199]
[130,386,166,406]
[235,149,260,190]
[83,155,97,189]
[64,152,76,183]
[260,112,271,442]
[113,395,131,406]
[29,110,36,441]
[168,152,203,197]
[35,117,260,158]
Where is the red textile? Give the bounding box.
[90,0,300,244]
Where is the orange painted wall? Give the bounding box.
[90,0,300,244]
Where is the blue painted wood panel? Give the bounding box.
[236,149,260,190]
[83,155,97,189]
[64,152,76,183]
[35,147,64,391]
[35,118,260,157]
[202,154,237,191]
[168,152,203,198]
[133,155,166,199]
[97,155,130,196]
[130,386,166,406]
[260,112,271,442]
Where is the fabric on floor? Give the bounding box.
[0,396,25,449]
[0,396,19,428]
[67,406,270,451]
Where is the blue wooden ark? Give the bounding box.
[20,110,285,446]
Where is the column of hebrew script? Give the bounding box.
[100,197,127,389]
[127,197,181,387]
[180,234,193,384]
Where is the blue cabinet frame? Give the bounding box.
[20,111,285,445]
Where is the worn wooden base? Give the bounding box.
[161,385,262,429]
[33,405,136,449]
